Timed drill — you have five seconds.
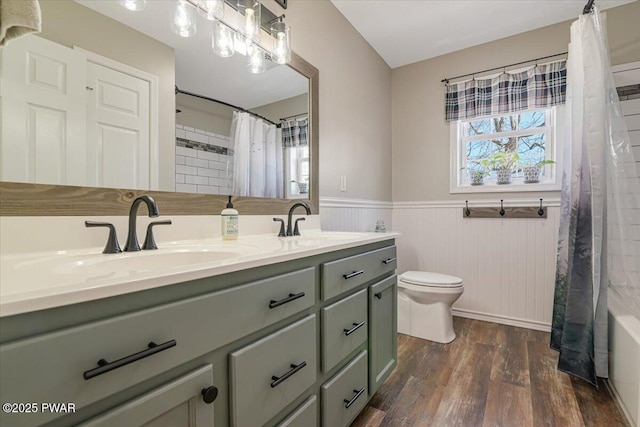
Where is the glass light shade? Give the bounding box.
[119,0,146,11]
[248,48,265,74]
[212,22,235,57]
[237,0,261,44]
[171,0,197,38]
[270,21,291,65]
[196,0,224,21]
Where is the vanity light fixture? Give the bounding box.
[236,0,261,45]
[118,0,146,12]
[270,19,290,65]
[212,21,235,57]
[119,0,292,70]
[248,47,265,74]
[195,0,225,21]
[171,0,197,38]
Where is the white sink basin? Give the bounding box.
[289,232,371,245]
[5,244,261,282]
[53,249,242,275]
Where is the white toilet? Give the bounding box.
[397,271,464,343]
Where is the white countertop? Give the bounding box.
[0,230,398,317]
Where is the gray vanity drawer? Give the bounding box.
[277,395,317,427]
[0,267,315,427]
[321,245,397,300]
[321,289,367,372]
[321,350,368,427]
[230,315,317,427]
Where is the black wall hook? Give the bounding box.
[465,201,471,217]
[538,199,545,216]
[499,200,505,216]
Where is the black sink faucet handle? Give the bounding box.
[143,220,172,250]
[273,218,286,237]
[293,218,306,236]
[85,221,121,254]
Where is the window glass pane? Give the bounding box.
[466,140,491,160]
[467,118,491,136]
[518,110,546,130]
[485,111,546,134]
[517,133,546,159]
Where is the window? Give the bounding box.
[450,107,563,193]
[285,146,309,199]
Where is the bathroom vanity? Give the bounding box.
[0,232,398,427]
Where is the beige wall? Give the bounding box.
[263,0,392,202]
[176,93,235,136]
[38,0,176,191]
[253,93,309,123]
[392,1,640,202]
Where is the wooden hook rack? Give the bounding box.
[462,199,547,219]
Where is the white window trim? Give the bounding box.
[449,106,564,194]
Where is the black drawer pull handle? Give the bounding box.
[343,270,364,280]
[382,257,397,265]
[271,361,307,388]
[344,321,365,336]
[344,387,365,408]
[375,292,382,300]
[269,291,305,309]
[83,339,176,380]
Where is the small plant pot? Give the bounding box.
[470,172,484,186]
[523,166,541,183]
[496,169,512,184]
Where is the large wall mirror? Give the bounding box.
[0,0,318,216]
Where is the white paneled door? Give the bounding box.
[86,61,150,190]
[0,35,155,190]
[0,35,87,185]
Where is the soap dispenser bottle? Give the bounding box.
[221,196,238,240]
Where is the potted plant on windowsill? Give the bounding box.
[521,160,555,183]
[460,163,490,185]
[484,152,520,184]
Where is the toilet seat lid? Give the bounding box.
[399,271,463,288]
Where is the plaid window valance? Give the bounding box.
[281,118,308,147]
[444,60,567,122]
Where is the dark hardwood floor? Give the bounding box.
[352,317,629,427]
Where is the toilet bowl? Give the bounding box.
[397,271,463,343]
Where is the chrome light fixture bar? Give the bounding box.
[118,0,291,73]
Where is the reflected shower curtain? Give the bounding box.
[551,7,640,386]
[231,111,282,197]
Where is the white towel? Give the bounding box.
[0,0,41,47]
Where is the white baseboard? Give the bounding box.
[452,307,552,332]
[604,378,637,427]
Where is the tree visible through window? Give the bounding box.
[461,108,553,181]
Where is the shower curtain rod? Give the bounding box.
[280,112,308,121]
[583,0,595,14]
[175,87,277,126]
[441,52,568,84]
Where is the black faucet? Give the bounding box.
[124,195,160,252]
[286,202,311,236]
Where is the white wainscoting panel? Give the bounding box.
[320,197,393,233]
[393,200,561,331]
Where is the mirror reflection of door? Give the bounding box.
[0,35,157,190]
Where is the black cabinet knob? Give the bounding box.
[201,386,218,404]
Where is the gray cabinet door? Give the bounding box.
[369,276,397,395]
[79,365,215,427]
